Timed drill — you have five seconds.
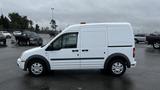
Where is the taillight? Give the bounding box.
[133,48,135,58]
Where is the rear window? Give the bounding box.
[3,31,8,33]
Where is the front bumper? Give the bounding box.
[17,58,25,70]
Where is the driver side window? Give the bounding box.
[62,33,78,48]
[47,32,78,51]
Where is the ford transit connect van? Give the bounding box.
[17,23,136,76]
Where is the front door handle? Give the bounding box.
[82,49,88,52]
[72,50,79,52]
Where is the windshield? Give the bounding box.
[30,32,39,37]
[14,31,21,33]
[23,31,38,37]
[3,31,8,33]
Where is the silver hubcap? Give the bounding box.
[154,43,160,48]
[111,62,124,74]
[31,63,43,75]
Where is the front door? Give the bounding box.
[46,32,80,70]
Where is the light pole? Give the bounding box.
[1,8,3,15]
[51,8,54,20]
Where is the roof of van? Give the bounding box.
[63,22,131,33]
[69,22,131,28]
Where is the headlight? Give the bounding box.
[19,53,23,59]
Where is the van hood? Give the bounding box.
[20,47,44,62]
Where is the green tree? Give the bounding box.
[0,15,4,29]
[35,24,40,32]
[0,15,10,30]
[50,19,57,30]
[3,17,10,29]
[8,13,21,29]
[8,12,33,30]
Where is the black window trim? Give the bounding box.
[61,32,78,49]
[46,32,78,51]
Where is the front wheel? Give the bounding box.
[108,60,126,76]
[153,42,160,49]
[28,61,46,76]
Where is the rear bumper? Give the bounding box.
[17,58,25,70]
[130,61,136,68]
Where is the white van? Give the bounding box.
[17,23,136,76]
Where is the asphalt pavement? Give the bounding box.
[0,34,160,90]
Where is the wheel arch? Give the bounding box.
[24,55,51,71]
[104,53,131,69]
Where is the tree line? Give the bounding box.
[0,12,40,32]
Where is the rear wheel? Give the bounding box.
[107,59,126,76]
[153,42,160,49]
[28,60,47,76]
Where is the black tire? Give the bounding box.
[153,42,160,49]
[28,60,47,76]
[107,59,126,76]
[3,40,6,45]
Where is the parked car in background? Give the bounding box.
[146,33,160,49]
[0,31,12,38]
[0,33,6,45]
[134,34,146,43]
[13,31,22,36]
[15,31,43,46]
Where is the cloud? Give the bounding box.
[0,0,160,33]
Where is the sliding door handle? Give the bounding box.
[82,49,88,52]
[72,50,79,52]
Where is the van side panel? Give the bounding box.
[80,26,107,69]
[106,24,135,67]
[107,24,133,46]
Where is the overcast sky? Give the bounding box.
[0,0,160,33]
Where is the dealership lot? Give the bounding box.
[0,34,160,90]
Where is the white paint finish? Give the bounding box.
[80,26,106,69]
[48,49,80,69]
[106,47,136,66]
[107,24,134,46]
[80,60,105,69]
